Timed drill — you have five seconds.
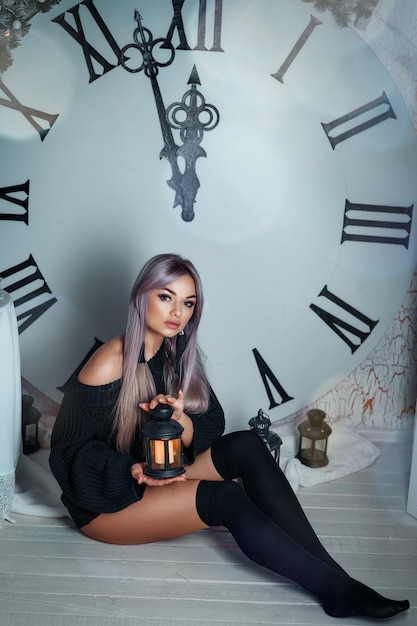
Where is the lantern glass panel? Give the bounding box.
[148,437,183,472]
[298,436,328,467]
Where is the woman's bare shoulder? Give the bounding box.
[78,335,124,386]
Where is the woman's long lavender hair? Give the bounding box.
[113,253,209,453]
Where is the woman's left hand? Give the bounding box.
[140,390,194,447]
[140,390,185,422]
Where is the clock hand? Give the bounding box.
[120,12,184,213]
[166,65,220,222]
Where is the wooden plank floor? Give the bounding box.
[1,438,416,626]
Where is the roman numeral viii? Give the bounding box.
[0,181,29,224]
[0,255,57,334]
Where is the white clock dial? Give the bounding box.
[1,0,416,430]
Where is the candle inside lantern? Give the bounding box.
[153,439,174,465]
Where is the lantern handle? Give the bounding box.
[150,404,174,421]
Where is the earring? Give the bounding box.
[179,329,185,336]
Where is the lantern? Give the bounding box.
[142,404,185,478]
[21,394,41,454]
[249,409,282,463]
[296,409,332,468]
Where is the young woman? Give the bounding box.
[50,253,409,619]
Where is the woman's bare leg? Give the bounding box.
[81,479,207,545]
[184,448,223,481]
[81,449,222,545]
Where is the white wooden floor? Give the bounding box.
[1,438,416,626]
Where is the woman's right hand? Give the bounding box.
[131,462,186,486]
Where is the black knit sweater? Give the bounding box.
[49,346,225,528]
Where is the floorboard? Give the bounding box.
[1,438,416,626]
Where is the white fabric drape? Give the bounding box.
[0,289,21,524]
[279,417,380,493]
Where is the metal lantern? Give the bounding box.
[142,404,185,478]
[249,409,282,463]
[21,394,41,454]
[296,409,332,468]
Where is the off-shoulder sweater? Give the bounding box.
[49,345,225,528]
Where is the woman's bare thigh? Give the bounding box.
[184,447,223,481]
[81,448,223,545]
[81,478,207,545]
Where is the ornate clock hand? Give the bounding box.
[166,65,219,221]
[120,11,184,211]
[120,11,219,222]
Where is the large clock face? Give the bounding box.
[1,0,416,431]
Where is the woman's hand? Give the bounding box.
[131,462,186,486]
[139,390,185,422]
[139,391,194,448]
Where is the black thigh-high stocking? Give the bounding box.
[195,479,409,619]
[211,431,345,573]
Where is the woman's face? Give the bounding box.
[146,273,197,344]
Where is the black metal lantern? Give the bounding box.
[142,404,185,478]
[249,409,282,463]
[21,394,41,454]
[296,409,332,468]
